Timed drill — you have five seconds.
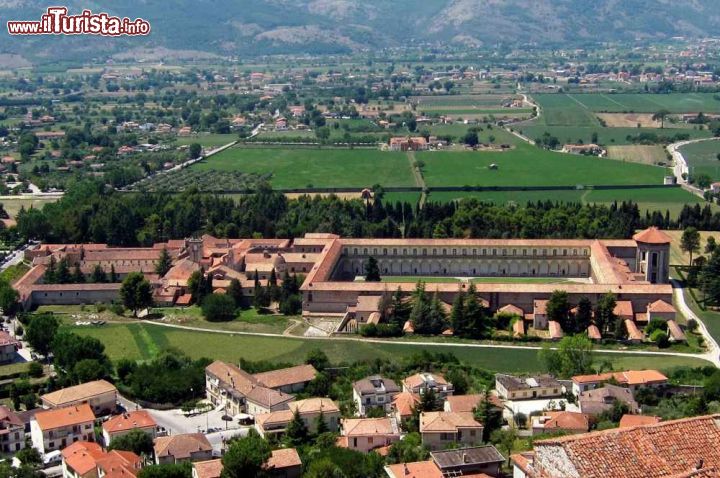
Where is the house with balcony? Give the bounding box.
[31,404,96,454]
[352,375,401,416]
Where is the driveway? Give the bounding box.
[672,280,720,367]
[116,394,249,452]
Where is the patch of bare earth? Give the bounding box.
[597,113,661,128]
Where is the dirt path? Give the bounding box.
[407,151,428,207]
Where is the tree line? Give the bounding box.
[15,180,717,247]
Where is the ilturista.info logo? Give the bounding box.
[7,6,151,36]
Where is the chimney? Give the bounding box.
[463,453,470,464]
[696,458,704,470]
[403,464,409,476]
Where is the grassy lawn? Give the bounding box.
[62,321,710,373]
[420,143,668,188]
[666,230,718,265]
[152,306,292,335]
[193,147,416,189]
[679,139,720,181]
[0,263,29,284]
[1,197,59,218]
[0,362,29,379]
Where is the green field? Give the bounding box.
[516,125,711,146]
[63,321,709,373]
[382,192,422,205]
[520,92,716,146]
[679,139,720,181]
[535,93,720,115]
[193,147,416,189]
[420,143,668,188]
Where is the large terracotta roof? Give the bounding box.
[35,403,95,430]
[420,411,482,433]
[153,433,211,460]
[192,459,223,478]
[102,410,156,434]
[385,461,443,478]
[531,414,720,478]
[41,380,117,407]
[342,417,397,437]
[253,364,317,389]
[633,227,672,244]
[265,448,302,470]
[62,441,104,475]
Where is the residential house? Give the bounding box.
[252,364,317,394]
[191,449,301,478]
[0,331,21,364]
[255,398,340,439]
[391,392,419,425]
[430,446,505,477]
[0,405,25,453]
[402,373,454,399]
[512,414,720,478]
[578,384,639,416]
[419,412,483,450]
[384,461,443,478]
[388,137,428,152]
[153,433,212,465]
[205,361,295,417]
[531,411,590,436]
[352,375,401,416]
[41,380,118,416]
[339,418,400,453]
[102,411,157,446]
[192,460,223,478]
[619,414,661,428]
[31,404,96,454]
[444,394,502,414]
[62,441,142,478]
[570,369,668,396]
[264,449,302,478]
[494,374,563,400]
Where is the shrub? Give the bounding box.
[110,303,125,316]
[27,361,43,378]
[650,330,670,348]
[201,294,237,322]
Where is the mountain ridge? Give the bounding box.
[1,0,719,62]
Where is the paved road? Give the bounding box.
[143,318,716,365]
[672,280,720,367]
[667,137,720,197]
[117,394,248,452]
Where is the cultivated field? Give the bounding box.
[597,113,661,128]
[192,147,416,189]
[679,139,720,181]
[519,92,715,146]
[666,229,719,265]
[606,145,668,165]
[420,143,668,188]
